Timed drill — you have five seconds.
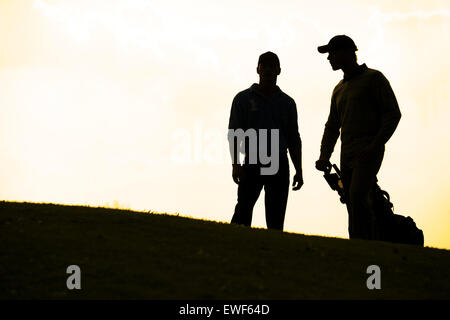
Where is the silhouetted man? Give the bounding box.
[315,35,401,240]
[227,52,303,231]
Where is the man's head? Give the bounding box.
[318,35,358,71]
[257,51,281,84]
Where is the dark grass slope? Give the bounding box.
[1,201,450,299]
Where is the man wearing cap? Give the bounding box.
[227,52,303,231]
[315,35,402,240]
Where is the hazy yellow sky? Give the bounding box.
[1,0,449,249]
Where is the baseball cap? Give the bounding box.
[318,35,358,54]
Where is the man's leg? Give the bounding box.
[264,155,290,230]
[340,164,355,238]
[347,153,384,240]
[231,164,263,227]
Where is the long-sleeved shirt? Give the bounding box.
[319,64,402,165]
[228,83,301,164]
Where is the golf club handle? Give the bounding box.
[332,164,341,176]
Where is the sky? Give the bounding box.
[1,0,449,249]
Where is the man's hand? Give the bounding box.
[292,171,304,191]
[315,159,331,172]
[232,164,242,184]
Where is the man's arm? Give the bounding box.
[286,101,303,190]
[227,94,245,184]
[356,72,401,163]
[371,72,402,148]
[289,146,302,174]
[319,95,340,161]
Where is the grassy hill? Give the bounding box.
[1,201,450,299]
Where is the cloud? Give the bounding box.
[366,7,450,48]
[373,9,450,22]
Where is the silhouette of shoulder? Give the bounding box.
[280,91,296,107]
[232,87,253,103]
[365,67,389,82]
[332,66,390,96]
[233,86,296,108]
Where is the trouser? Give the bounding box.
[231,154,290,230]
[341,151,384,240]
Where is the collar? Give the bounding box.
[250,83,282,98]
[343,63,368,82]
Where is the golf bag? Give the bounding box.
[323,164,424,246]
